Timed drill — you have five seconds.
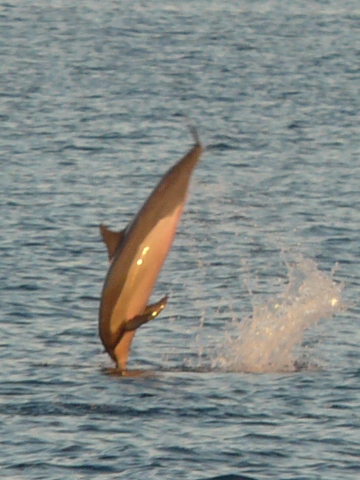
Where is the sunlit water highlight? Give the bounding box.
[212,258,344,373]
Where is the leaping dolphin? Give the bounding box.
[99,128,203,371]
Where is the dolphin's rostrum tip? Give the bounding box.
[188,124,201,147]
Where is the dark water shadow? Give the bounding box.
[200,474,257,480]
[102,367,161,378]
[101,360,319,379]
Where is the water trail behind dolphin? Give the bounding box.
[210,258,344,373]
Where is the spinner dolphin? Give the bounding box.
[99,128,203,370]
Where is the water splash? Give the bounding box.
[212,258,344,373]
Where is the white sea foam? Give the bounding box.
[211,258,344,373]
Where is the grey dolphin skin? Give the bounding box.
[99,128,203,371]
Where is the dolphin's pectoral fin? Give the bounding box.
[113,296,167,370]
[124,295,168,332]
[100,224,125,261]
[144,295,168,317]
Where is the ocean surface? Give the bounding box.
[0,1,359,479]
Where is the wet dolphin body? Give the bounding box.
[99,129,203,370]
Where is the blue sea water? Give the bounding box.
[0,1,359,479]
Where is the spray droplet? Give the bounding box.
[212,258,343,373]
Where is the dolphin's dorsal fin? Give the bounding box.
[100,224,125,261]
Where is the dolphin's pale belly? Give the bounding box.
[110,204,183,333]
